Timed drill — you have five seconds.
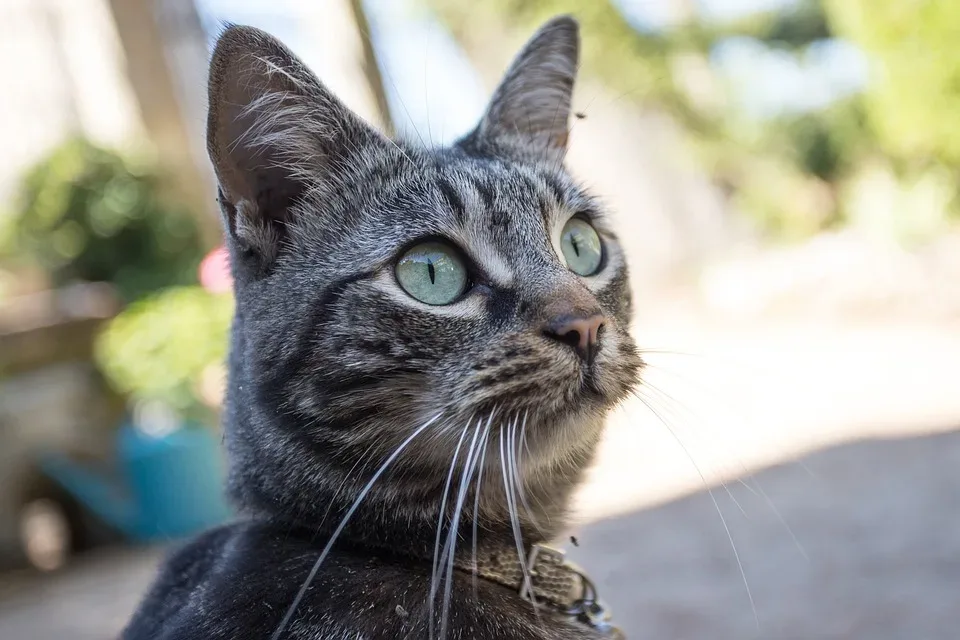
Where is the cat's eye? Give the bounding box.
[396,241,468,305]
[560,218,603,276]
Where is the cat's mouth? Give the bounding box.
[534,356,634,416]
[580,368,604,397]
[449,326,642,427]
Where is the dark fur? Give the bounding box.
[124,16,642,640]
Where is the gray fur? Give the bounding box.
[124,15,642,640]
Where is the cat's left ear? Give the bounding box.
[460,16,579,163]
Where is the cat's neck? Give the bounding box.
[223,408,598,565]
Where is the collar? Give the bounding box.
[456,543,625,638]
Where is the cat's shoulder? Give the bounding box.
[120,521,256,639]
[120,521,403,639]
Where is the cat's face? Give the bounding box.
[269,150,639,471]
[208,18,641,502]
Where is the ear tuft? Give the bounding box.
[460,16,580,163]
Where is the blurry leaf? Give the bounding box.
[95,286,234,416]
[4,138,205,302]
[824,0,960,165]
[424,0,719,133]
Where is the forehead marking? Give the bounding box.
[455,179,515,287]
[436,176,466,224]
[471,177,496,212]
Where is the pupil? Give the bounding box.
[427,259,436,284]
[570,234,581,256]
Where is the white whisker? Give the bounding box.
[471,415,494,600]
[512,411,545,535]
[499,418,535,608]
[634,391,759,630]
[639,385,749,518]
[429,421,472,639]
[271,413,441,640]
[439,418,485,637]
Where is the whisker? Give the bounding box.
[508,415,545,631]
[270,413,442,640]
[316,439,381,531]
[471,415,494,601]
[499,417,536,609]
[744,476,808,562]
[638,385,749,519]
[640,367,774,494]
[439,417,485,638]
[422,35,433,148]
[349,14,428,149]
[641,373,808,558]
[512,411,545,535]
[429,420,472,639]
[640,347,777,383]
[633,391,759,630]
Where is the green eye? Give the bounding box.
[560,218,603,276]
[396,241,468,305]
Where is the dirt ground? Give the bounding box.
[1,319,959,639]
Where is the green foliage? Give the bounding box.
[426,0,960,239]
[744,98,872,185]
[704,0,830,50]
[8,139,204,302]
[424,0,850,237]
[824,0,960,166]
[425,0,717,133]
[95,286,233,416]
[425,0,833,137]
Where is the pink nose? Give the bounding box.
[543,313,605,364]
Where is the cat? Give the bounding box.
[122,14,642,640]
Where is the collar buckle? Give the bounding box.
[521,544,624,638]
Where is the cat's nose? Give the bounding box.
[543,313,605,364]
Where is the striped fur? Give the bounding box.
[124,16,641,640]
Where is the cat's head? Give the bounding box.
[207,17,642,533]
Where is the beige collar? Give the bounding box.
[457,543,625,638]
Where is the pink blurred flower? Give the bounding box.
[199,246,233,293]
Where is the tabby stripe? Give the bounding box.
[257,269,377,405]
[472,178,496,211]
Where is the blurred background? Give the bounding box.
[0,0,958,638]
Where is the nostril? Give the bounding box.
[542,313,606,362]
[546,327,581,350]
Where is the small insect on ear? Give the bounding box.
[459,16,580,164]
[206,25,389,264]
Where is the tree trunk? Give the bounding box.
[105,0,220,246]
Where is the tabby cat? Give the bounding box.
[123,15,642,640]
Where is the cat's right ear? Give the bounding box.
[458,16,579,164]
[207,25,386,262]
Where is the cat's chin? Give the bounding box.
[518,362,638,465]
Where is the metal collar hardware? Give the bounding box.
[464,543,625,638]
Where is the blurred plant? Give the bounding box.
[824,0,960,167]
[842,162,956,246]
[94,286,233,419]
[423,0,843,234]
[6,139,204,302]
[425,0,959,240]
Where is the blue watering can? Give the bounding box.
[40,409,231,542]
